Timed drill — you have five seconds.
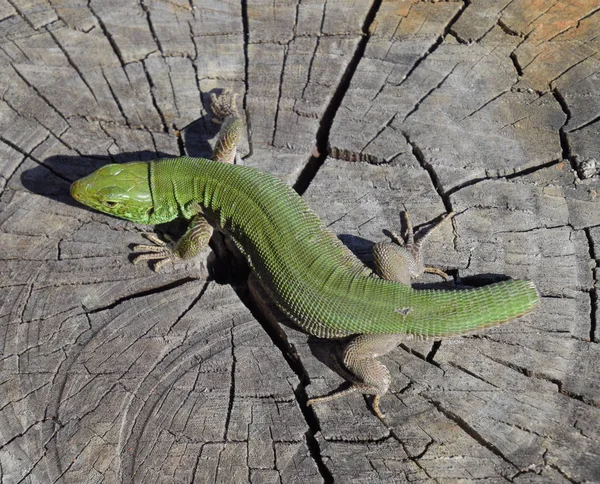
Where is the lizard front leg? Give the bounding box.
[132,210,213,272]
[133,91,242,271]
[211,90,244,164]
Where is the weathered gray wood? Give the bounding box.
[1,0,600,482]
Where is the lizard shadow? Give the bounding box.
[22,150,173,211]
[22,86,229,203]
[21,86,229,257]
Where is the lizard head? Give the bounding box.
[71,162,156,224]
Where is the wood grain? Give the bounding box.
[1,0,599,482]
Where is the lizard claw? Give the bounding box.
[131,233,180,272]
[306,384,388,420]
[371,395,386,419]
[211,90,239,124]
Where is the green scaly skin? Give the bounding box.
[71,156,539,340]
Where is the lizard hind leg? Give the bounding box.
[373,211,455,283]
[307,334,404,419]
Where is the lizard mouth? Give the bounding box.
[70,179,85,203]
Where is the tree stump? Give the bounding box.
[1,0,599,482]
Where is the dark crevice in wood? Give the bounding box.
[141,60,170,134]
[449,361,498,388]
[443,158,564,199]
[189,443,205,484]
[403,64,458,123]
[1,134,72,186]
[0,137,37,188]
[240,0,253,158]
[270,0,301,147]
[84,277,200,314]
[293,0,383,195]
[498,18,522,38]
[175,127,186,156]
[399,342,440,369]
[231,279,325,481]
[240,0,249,112]
[46,29,98,103]
[213,239,332,480]
[223,327,237,440]
[0,418,44,452]
[430,401,519,471]
[300,405,334,484]
[548,52,597,93]
[145,127,160,155]
[548,377,599,408]
[234,285,309,386]
[100,68,131,127]
[402,132,453,214]
[568,113,600,134]
[389,432,434,479]
[551,88,576,173]
[509,51,524,77]
[98,122,120,161]
[425,340,441,363]
[472,21,497,44]
[400,0,470,88]
[87,2,128,71]
[549,464,579,484]
[488,353,600,408]
[271,43,289,147]
[584,228,597,343]
[300,1,327,101]
[139,0,164,54]
[459,87,512,122]
[359,113,397,156]
[165,63,181,119]
[11,65,70,126]
[504,158,564,180]
[5,0,36,30]
[328,146,395,165]
[167,280,210,334]
[1,91,49,136]
[8,36,32,62]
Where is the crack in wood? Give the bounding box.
[142,59,170,133]
[403,131,452,213]
[87,3,128,71]
[551,88,576,174]
[403,64,459,123]
[139,0,163,54]
[293,0,383,195]
[11,65,71,126]
[430,400,519,471]
[583,228,597,343]
[223,327,236,440]
[46,28,98,103]
[100,68,131,127]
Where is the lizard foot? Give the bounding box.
[374,211,455,282]
[132,233,180,272]
[211,90,239,124]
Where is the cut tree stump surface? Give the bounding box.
[1,0,599,482]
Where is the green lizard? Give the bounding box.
[71,92,539,418]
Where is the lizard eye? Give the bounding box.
[104,201,118,208]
